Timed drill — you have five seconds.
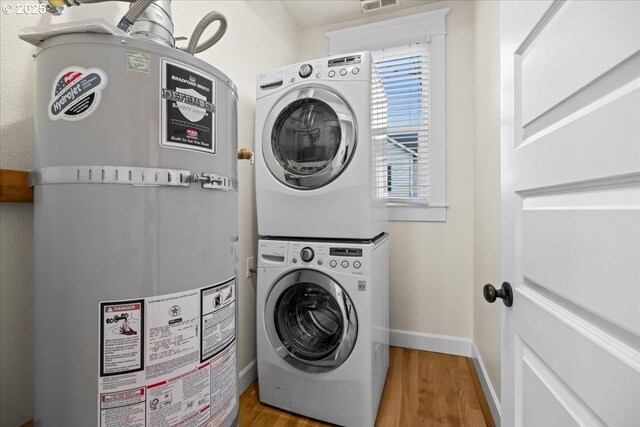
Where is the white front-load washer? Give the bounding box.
[255,52,388,240]
[256,234,389,427]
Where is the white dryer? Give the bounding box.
[256,235,390,426]
[255,52,388,240]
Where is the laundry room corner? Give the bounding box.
[295,0,476,350]
[0,2,299,425]
[472,0,502,415]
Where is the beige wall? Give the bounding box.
[472,0,502,399]
[0,2,297,425]
[295,0,502,400]
[296,0,476,339]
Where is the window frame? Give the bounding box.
[325,8,449,222]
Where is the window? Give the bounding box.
[326,8,449,221]
[373,44,429,202]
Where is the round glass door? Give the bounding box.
[265,270,357,373]
[263,87,357,189]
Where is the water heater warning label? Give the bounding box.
[161,58,216,155]
[98,278,237,427]
[100,301,144,376]
[201,282,235,362]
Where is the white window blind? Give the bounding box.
[371,66,389,201]
[373,43,430,204]
[326,7,448,221]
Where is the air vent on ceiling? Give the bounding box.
[361,0,398,13]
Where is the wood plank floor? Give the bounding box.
[240,346,495,427]
[22,347,494,427]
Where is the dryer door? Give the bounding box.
[265,269,358,373]
[263,86,357,189]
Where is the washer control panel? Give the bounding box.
[288,241,368,274]
[260,240,374,274]
[290,241,327,266]
[286,56,364,83]
[257,52,371,95]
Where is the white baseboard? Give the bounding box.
[472,343,501,426]
[389,329,474,357]
[238,359,257,395]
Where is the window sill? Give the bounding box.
[389,204,447,222]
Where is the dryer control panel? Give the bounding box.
[256,52,372,97]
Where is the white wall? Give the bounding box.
[473,0,502,400]
[296,0,476,340]
[0,2,297,425]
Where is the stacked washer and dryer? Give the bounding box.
[254,52,390,426]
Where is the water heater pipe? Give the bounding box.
[116,0,155,32]
[45,0,227,55]
[45,0,173,46]
[183,11,227,55]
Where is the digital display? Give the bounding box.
[329,248,363,257]
[328,55,362,68]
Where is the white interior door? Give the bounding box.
[500,1,640,426]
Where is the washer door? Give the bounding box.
[265,269,358,373]
[263,86,357,189]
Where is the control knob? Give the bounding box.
[300,247,315,262]
[299,64,313,78]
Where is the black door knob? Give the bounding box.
[483,282,513,307]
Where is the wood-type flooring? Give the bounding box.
[239,346,495,427]
[22,347,495,427]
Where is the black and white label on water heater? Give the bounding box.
[98,278,237,427]
[201,281,236,362]
[48,66,108,122]
[100,301,144,376]
[161,58,216,154]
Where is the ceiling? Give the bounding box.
[279,0,439,29]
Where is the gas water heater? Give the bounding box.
[21,1,240,425]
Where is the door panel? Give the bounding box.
[516,85,640,189]
[514,291,640,426]
[522,361,581,427]
[522,208,640,333]
[522,54,640,142]
[501,1,640,425]
[521,1,640,125]
[520,339,603,427]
